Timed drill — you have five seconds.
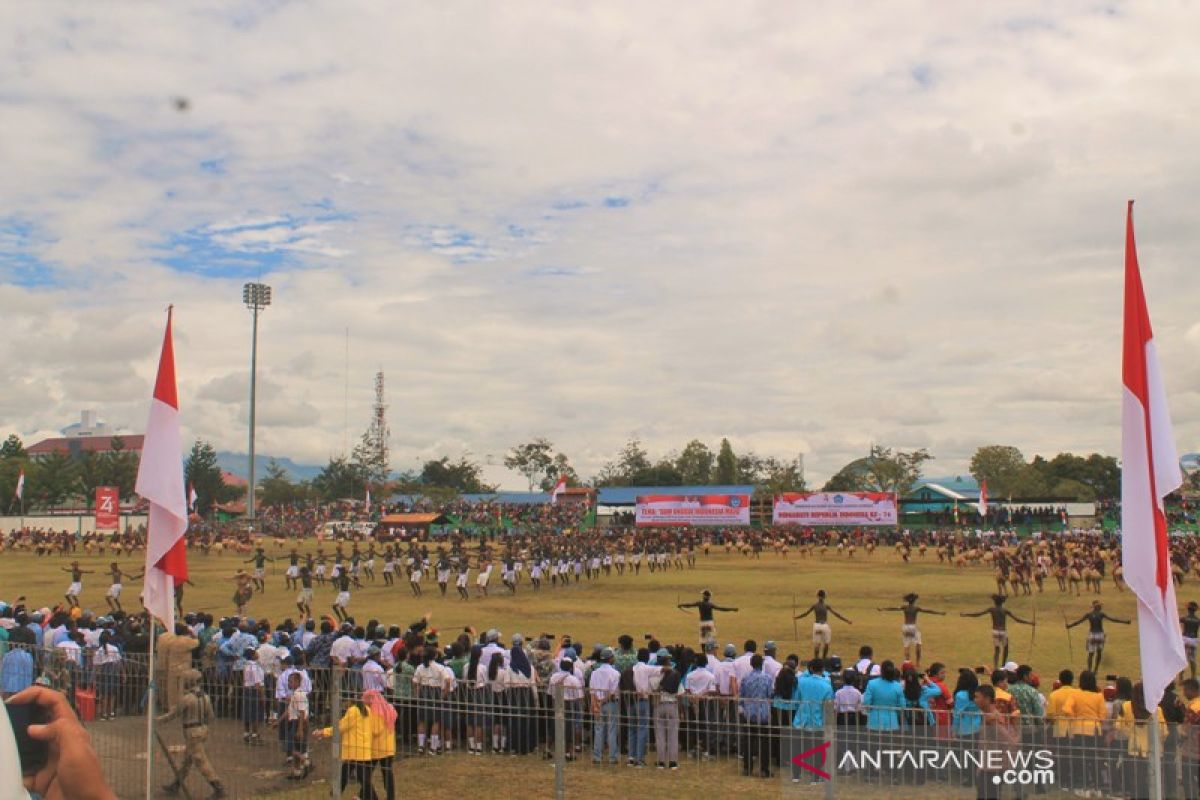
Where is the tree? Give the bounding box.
[31,452,77,509]
[757,455,807,494]
[594,438,653,487]
[103,437,140,501]
[351,430,389,487]
[0,434,25,459]
[420,456,495,493]
[184,440,241,516]
[823,446,932,495]
[538,452,580,491]
[312,456,367,502]
[715,438,737,484]
[259,459,299,507]
[675,440,714,485]
[969,445,1027,497]
[505,438,555,491]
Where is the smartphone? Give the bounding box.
[7,701,50,774]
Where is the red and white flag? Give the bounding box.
[977,480,988,518]
[549,475,567,503]
[136,308,189,629]
[365,485,372,510]
[13,468,23,500]
[187,482,197,513]
[1122,200,1186,711]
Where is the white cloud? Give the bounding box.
[4,2,1200,486]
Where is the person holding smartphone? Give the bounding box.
[5,684,117,800]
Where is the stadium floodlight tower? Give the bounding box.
[242,282,272,522]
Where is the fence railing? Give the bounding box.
[1,641,1190,799]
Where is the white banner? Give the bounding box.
[635,493,751,526]
[773,492,897,526]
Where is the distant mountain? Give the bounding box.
[215,452,323,482]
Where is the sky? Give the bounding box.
[4,1,1200,489]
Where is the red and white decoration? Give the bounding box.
[136,309,189,629]
[1121,201,1186,711]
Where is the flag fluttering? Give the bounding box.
[550,475,567,504]
[13,468,23,500]
[977,480,988,518]
[136,308,189,630]
[1121,200,1187,711]
[187,482,197,513]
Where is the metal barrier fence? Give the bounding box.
[2,640,1195,799]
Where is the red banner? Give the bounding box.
[95,486,120,530]
[635,494,751,526]
[773,492,897,526]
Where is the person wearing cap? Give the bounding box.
[677,590,738,643]
[157,622,198,712]
[960,593,1035,669]
[158,669,226,799]
[480,628,509,672]
[794,589,852,661]
[589,646,621,764]
[1067,600,1130,674]
[711,643,739,757]
[60,561,94,609]
[762,641,783,681]
[362,645,388,692]
[652,648,682,770]
[877,592,946,668]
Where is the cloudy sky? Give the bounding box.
[4,1,1200,488]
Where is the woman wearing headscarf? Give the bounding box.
[364,689,397,800]
[507,634,537,754]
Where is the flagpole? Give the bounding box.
[146,616,156,800]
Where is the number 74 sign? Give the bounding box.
[95,486,120,530]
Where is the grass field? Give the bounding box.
[4,542,1164,680]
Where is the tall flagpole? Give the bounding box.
[146,616,156,800]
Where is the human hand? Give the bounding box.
[8,686,116,800]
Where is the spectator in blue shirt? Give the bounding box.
[738,655,774,778]
[1,628,35,698]
[862,660,905,732]
[951,669,982,738]
[793,658,835,784]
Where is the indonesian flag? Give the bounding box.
[550,475,567,503]
[13,468,23,500]
[136,308,189,629]
[977,480,988,517]
[365,485,371,510]
[187,482,197,513]
[1121,200,1186,711]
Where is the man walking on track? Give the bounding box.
[158,669,227,799]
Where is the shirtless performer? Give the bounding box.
[61,561,94,608]
[105,562,142,612]
[794,589,852,660]
[1066,600,1130,672]
[960,594,1035,669]
[877,592,945,667]
[677,590,738,643]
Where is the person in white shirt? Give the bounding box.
[241,648,266,743]
[329,628,357,667]
[628,650,657,766]
[361,647,388,693]
[413,646,449,755]
[92,629,123,720]
[479,629,508,671]
[588,648,621,764]
[484,652,510,753]
[762,642,783,681]
[834,671,864,726]
[713,644,740,757]
[684,651,718,759]
[732,640,758,684]
[548,659,584,757]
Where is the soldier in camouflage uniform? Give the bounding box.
[157,669,226,799]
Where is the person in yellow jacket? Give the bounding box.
[1113,682,1168,798]
[363,689,397,800]
[315,697,377,798]
[1063,671,1106,791]
[1045,670,1078,790]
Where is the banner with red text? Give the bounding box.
[773,492,897,526]
[95,486,120,530]
[635,494,751,526]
